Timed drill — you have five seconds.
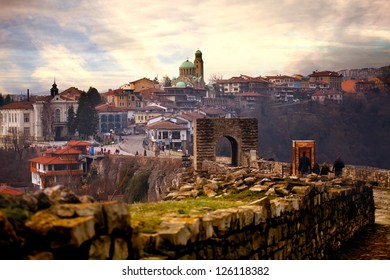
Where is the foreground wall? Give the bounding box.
[0,178,375,259]
[137,179,375,260]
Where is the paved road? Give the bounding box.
[330,188,390,259]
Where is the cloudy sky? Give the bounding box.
[1,0,389,95]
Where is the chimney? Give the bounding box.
[27,89,30,101]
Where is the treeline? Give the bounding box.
[244,93,390,169]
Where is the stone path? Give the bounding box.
[330,188,390,259]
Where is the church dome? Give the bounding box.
[179,60,195,69]
[176,81,187,88]
[195,49,202,55]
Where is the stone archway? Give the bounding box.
[193,118,258,170]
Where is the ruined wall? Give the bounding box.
[136,176,375,260]
[193,118,258,170]
[344,166,390,189]
[0,179,375,260]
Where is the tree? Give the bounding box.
[4,94,12,105]
[0,94,4,106]
[161,75,172,87]
[67,105,77,137]
[75,90,99,139]
[87,87,101,107]
[208,73,224,97]
[41,101,54,141]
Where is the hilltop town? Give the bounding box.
[0,50,389,191]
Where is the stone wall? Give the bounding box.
[0,176,375,260]
[344,165,390,189]
[136,173,375,260]
[0,186,133,260]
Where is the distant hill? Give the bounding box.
[243,93,390,169]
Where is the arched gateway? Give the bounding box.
[193,118,259,170]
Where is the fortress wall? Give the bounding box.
[136,180,374,260]
[0,179,374,260]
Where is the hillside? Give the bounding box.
[244,93,390,169]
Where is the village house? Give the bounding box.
[29,140,93,189]
[308,71,343,90]
[311,88,343,104]
[215,75,269,97]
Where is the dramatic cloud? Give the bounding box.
[0,0,389,94]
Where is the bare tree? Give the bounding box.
[41,101,54,141]
[208,73,224,97]
[9,128,30,161]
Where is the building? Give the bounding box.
[29,140,93,189]
[235,92,265,110]
[215,75,269,97]
[95,103,128,134]
[145,119,188,152]
[134,104,171,125]
[129,77,159,92]
[311,88,343,104]
[100,87,143,110]
[172,50,205,88]
[0,82,79,147]
[308,71,343,90]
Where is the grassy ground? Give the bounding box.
[128,190,266,233]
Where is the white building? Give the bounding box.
[0,82,80,147]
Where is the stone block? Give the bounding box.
[158,224,191,246]
[112,237,129,260]
[101,201,131,234]
[89,235,111,260]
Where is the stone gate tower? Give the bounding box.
[193,118,258,170]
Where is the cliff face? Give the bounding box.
[85,156,184,203]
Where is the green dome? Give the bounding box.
[195,49,202,55]
[179,59,195,69]
[176,81,187,88]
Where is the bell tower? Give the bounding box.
[50,78,59,97]
[194,49,204,87]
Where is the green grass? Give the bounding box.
[128,190,266,233]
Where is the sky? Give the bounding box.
[0,0,389,95]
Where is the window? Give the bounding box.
[24,113,30,123]
[24,127,30,136]
[55,109,61,123]
[172,131,180,139]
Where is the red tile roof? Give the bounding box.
[147,121,186,130]
[30,156,79,165]
[309,71,342,77]
[95,103,126,112]
[0,185,23,196]
[0,101,33,110]
[217,75,268,84]
[67,140,92,147]
[100,88,124,95]
[59,87,82,100]
[53,147,82,155]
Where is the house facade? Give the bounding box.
[29,140,92,189]
[215,75,269,97]
[0,83,79,147]
[308,71,343,90]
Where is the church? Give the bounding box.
[172,49,205,88]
